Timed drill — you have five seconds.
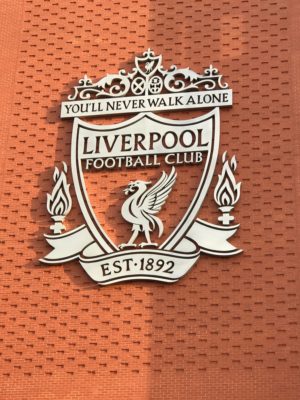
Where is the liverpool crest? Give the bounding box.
[41,49,242,285]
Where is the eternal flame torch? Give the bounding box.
[46,162,72,234]
[214,152,241,225]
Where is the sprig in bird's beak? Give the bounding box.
[123,182,134,195]
[123,180,152,195]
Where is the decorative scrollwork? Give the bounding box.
[202,65,229,89]
[68,73,131,100]
[67,50,229,101]
[164,65,228,93]
[163,68,205,92]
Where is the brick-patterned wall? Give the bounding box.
[0,0,299,399]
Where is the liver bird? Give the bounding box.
[119,167,177,249]
[145,60,155,73]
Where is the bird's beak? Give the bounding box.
[146,181,152,185]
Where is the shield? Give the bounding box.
[134,51,162,78]
[71,109,220,255]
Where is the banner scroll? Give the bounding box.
[41,219,241,285]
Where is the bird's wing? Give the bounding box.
[138,167,177,215]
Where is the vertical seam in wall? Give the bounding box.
[288,0,300,299]
[0,0,25,205]
[288,0,300,282]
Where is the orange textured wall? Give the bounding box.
[0,0,299,399]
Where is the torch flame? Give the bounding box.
[47,164,72,217]
[214,152,241,207]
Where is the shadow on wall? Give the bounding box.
[146,1,247,399]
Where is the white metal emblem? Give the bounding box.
[41,50,242,285]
